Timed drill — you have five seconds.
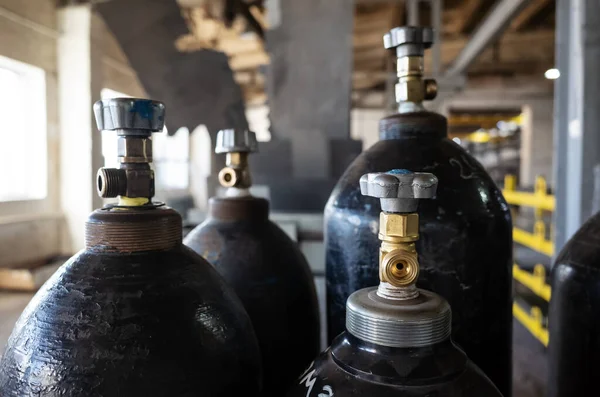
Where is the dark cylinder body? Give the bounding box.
[548,212,600,397]
[184,196,321,396]
[286,333,502,397]
[0,207,262,396]
[325,111,513,395]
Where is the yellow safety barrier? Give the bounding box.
[503,174,554,346]
[503,176,555,212]
[513,264,551,302]
[503,175,555,256]
[513,302,549,347]
[512,221,555,257]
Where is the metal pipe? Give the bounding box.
[430,0,442,76]
[444,0,532,76]
[407,0,420,26]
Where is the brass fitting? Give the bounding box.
[379,212,420,288]
[395,56,438,103]
[218,152,251,189]
[215,129,258,191]
[384,26,437,105]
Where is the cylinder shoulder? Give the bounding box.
[327,137,510,221]
[287,335,501,397]
[555,212,600,271]
[0,246,261,396]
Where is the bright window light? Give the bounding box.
[545,68,560,80]
[0,55,47,202]
[154,127,190,191]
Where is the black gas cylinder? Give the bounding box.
[289,170,502,397]
[325,26,512,395]
[0,99,262,396]
[548,212,600,397]
[184,129,320,396]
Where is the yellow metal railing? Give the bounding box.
[513,303,549,347]
[513,264,551,302]
[503,175,555,256]
[503,175,555,213]
[503,174,554,346]
[512,222,554,257]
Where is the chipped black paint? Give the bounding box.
[286,333,502,397]
[325,111,513,396]
[184,197,321,397]
[548,212,600,397]
[0,213,262,396]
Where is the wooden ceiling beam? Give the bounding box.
[354,4,395,33]
[446,0,484,34]
[229,50,269,70]
[354,30,387,49]
[510,0,552,31]
[354,46,387,62]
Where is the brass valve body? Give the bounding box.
[378,212,420,288]
[219,152,252,189]
[396,56,438,103]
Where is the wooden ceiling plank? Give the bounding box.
[449,0,484,34]
[510,0,552,31]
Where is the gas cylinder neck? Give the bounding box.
[330,333,466,383]
[85,207,182,252]
[378,111,448,141]
[208,196,269,222]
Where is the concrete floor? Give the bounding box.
[0,291,546,396]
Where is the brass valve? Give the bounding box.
[94,98,165,206]
[360,170,438,299]
[216,129,258,190]
[384,26,437,105]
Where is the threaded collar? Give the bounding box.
[346,288,451,348]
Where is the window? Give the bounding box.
[154,127,190,191]
[0,55,47,202]
[246,105,271,142]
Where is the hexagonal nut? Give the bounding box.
[396,80,425,103]
[396,56,423,75]
[117,137,153,163]
[380,213,419,239]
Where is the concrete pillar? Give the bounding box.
[553,0,600,251]
[58,5,103,253]
[266,0,353,179]
[249,0,361,211]
[520,98,554,186]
